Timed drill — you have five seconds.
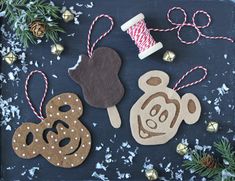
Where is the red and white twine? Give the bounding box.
[87,14,114,58]
[25,70,48,120]
[173,66,208,92]
[126,7,233,53]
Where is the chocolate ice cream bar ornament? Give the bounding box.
[130,66,207,145]
[69,14,124,129]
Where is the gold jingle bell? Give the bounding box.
[163,50,176,62]
[51,44,64,55]
[145,168,158,180]
[4,52,17,65]
[176,143,188,155]
[62,10,74,23]
[207,121,219,133]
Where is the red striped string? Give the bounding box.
[25,70,48,120]
[150,7,234,44]
[87,14,114,58]
[127,20,157,53]
[173,66,208,92]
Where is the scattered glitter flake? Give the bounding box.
[116,171,131,179]
[28,167,39,180]
[21,169,27,176]
[52,74,58,78]
[85,2,94,8]
[96,162,108,171]
[142,157,153,172]
[67,33,75,37]
[96,143,104,151]
[217,84,229,96]
[224,54,228,59]
[165,162,172,173]
[91,171,109,181]
[35,61,39,67]
[0,96,21,127]
[76,3,83,7]
[214,106,221,115]
[93,122,97,127]
[181,139,189,146]
[8,72,15,81]
[194,139,212,152]
[175,169,184,181]
[5,125,12,131]
[6,166,15,170]
[105,153,113,163]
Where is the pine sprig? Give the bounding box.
[2,0,65,47]
[183,139,235,180]
[183,152,222,178]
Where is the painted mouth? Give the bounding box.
[137,115,165,139]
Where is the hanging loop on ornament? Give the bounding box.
[150,6,234,44]
[25,70,48,120]
[173,66,208,92]
[87,14,114,58]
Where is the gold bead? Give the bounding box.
[3,52,17,65]
[145,168,158,180]
[163,50,176,62]
[62,10,74,23]
[207,121,218,133]
[176,143,188,155]
[51,44,64,55]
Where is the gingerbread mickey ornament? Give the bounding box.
[130,66,207,145]
[12,70,91,168]
[69,14,124,128]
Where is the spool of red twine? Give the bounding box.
[121,13,163,60]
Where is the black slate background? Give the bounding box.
[1,0,235,180]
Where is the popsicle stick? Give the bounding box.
[107,106,121,128]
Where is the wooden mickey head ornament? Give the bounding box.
[69,14,124,129]
[12,70,91,168]
[130,66,207,145]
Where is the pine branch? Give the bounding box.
[214,139,235,173]
[183,139,235,180]
[2,0,65,48]
[183,152,223,178]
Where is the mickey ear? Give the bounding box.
[181,93,201,125]
[138,70,169,92]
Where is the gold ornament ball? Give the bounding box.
[4,52,17,65]
[176,143,188,155]
[145,168,158,180]
[62,10,74,22]
[163,50,176,62]
[207,121,219,133]
[51,44,64,55]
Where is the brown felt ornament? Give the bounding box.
[68,14,124,129]
[130,70,203,145]
[12,71,91,168]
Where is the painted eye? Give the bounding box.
[159,110,168,122]
[146,119,157,129]
[150,105,161,116]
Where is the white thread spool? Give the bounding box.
[121,13,163,60]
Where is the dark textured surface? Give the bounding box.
[1,0,235,180]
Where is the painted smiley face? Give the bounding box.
[137,92,180,139]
